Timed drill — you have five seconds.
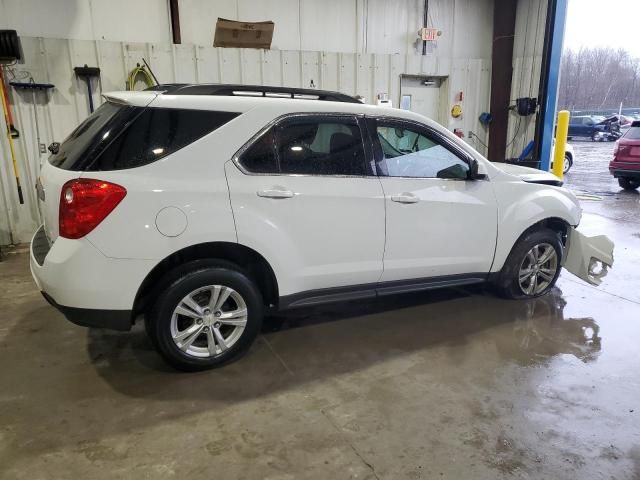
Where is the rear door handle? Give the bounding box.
[257,187,294,199]
[391,193,419,204]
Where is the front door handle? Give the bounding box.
[257,187,294,199]
[391,193,419,204]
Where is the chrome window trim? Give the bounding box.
[232,112,371,178]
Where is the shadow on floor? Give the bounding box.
[84,285,600,402]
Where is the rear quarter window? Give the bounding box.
[94,108,239,170]
[49,103,239,171]
[49,102,140,170]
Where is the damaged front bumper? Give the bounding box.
[562,227,614,286]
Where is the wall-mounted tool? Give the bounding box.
[127,61,156,90]
[74,64,101,113]
[0,67,19,138]
[0,30,21,62]
[0,68,24,203]
[478,112,492,126]
[10,79,55,168]
[515,97,537,116]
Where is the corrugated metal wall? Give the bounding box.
[0,35,492,244]
[507,0,549,159]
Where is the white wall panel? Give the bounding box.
[299,0,357,53]
[2,0,496,56]
[1,0,170,43]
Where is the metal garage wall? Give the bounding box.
[0,0,494,57]
[0,34,491,245]
[506,0,548,159]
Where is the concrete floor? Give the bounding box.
[1,140,639,479]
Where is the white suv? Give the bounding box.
[30,84,614,370]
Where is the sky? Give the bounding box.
[564,0,640,57]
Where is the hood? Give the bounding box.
[493,162,563,186]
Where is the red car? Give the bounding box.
[610,120,640,190]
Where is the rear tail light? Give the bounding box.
[59,179,126,239]
[613,141,619,156]
[617,144,630,155]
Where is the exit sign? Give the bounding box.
[420,28,439,41]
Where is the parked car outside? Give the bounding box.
[551,139,575,174]
[568,116,607,141]
[610,120,640,190]
[30,85,614,370]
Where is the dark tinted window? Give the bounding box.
[239,130,278,173]
[275,118,366,175]
[49,102,140,170]
[95,108,239,170]
[375,123,469,179]
[623,126,640,140]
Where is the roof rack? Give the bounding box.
[148,84,362,104]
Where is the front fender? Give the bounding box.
[491,182,582,272]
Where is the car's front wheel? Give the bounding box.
[618,177,640,191]
[146,261,263,371]
[563,153,573,174]
[493,228,563,299]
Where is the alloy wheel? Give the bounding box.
[170,285,248,358]
[518,243,559,295]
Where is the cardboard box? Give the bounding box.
[214,18,274,49]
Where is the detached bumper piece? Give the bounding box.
[563,228,614,286]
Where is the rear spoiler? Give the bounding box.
[102,91,159,107]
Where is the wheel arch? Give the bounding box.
[491,215,572,273]
[133,242,279,316]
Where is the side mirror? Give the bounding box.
[467,158,480,180]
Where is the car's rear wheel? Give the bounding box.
[618,177,640,190]
[146,262,263,371]
[493,228,563,299]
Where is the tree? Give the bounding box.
[558,47,640,112]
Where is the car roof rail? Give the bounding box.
[147,83,362,104]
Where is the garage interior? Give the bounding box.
[1,0,639,478]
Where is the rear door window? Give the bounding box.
[275,117,366,175]
[238,116,367,176]
[94,108,239,170]
[239,130,278,173]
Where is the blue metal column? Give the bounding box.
[539,0,569,171]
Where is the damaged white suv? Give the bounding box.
[30,84,614,370]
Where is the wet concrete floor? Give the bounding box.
[0,140,639,479]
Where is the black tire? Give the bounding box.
[492,228,563,300]
[618,177,640,190]
[563,153,573,174]
[145,260,263,371]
